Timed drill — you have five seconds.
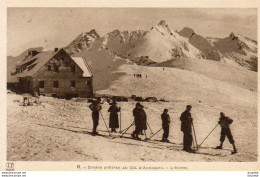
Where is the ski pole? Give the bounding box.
[99,111,111,136]
[144,130,148,140]
[192,133,196,151]
[120,121,135,137]
[199,123,219,147]
[120,109,122,132]
[120,122,135,133]
[192,122,198,151]
[148,128,163,139]
[146,121,154,134]
[122,121,135,133]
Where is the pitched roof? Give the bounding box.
[12,49,92,79]
[71,57,93,77]
[15,49,63,78]
[7,75,19,83]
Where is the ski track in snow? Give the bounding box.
[7,92,257,162]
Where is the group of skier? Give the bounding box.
[89,99,237,154]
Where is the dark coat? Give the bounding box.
[89,101,102,119]
[133,107,147,130]
[108,104,120,128]
[161,113,170,129]
[180,110,192,132]
[219,116,233,129]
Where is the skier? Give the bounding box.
[89,98,102,135]
[161,109,170,142]
[180,105,195,153]
[108,100,121,132]
[131,103,147,140]
[139,103,147,136]
[215,112,238,154]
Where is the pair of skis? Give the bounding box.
[100,110,218,151]
[99,109,123,136]
[120,121,154,139]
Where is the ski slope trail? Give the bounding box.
[7,92,257,161]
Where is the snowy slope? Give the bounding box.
[102,29,146,56]
[7,20,258,162]
[179,27,222,61]
[74,38,130,91]
[154,57,257,91]
[213,33,258,71]
[7,64,257,161]
[97,64,256,105]
[179,27,258,71]
[126,20,205,63]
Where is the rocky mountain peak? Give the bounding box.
[229,32,239,40]
[81,29,100,38]
[158,20,167,26]
[88,29,100,38]
[154,20,172,35]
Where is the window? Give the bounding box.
[48,65,51,71]
[71,80,75,88]
[54,65,59,72]
[71,66,75,72]
[28,64,36,71]
[86,80,91,85]
[39,81,44,88]
[53,81,59,88]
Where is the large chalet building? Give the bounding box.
[9,48,93,98]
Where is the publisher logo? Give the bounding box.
[6,162,14,171]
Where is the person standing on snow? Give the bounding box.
[180,105,194,153]
[89,98,102,135]
[132,103,146,140]
[161,109,170,142]
[139,103,147,136]
[215,112,237,154]
[108,100,121,133]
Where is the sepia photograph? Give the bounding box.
[3,4,258,169]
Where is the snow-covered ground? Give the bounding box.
[7,87,257,161]
[7,54,257,162]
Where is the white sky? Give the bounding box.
[7,8,257,56]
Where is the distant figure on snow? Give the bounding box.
[161,109,170,142]
[180,105,194,153]
[215,112,237,154]
[108,100,121,132]
[89,98,102,135]
[131,102,147,140]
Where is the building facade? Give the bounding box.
[11,48,93,98]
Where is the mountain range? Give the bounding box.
[7,20,258,93]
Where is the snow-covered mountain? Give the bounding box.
[178,27,222,61]
[7,20,258,162]
[179,27,258,71]
[125,20,205,63]
[213,32,257,71]
[64,29,100,55]
[7,20,258,91]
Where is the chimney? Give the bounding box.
[54,48,59,52]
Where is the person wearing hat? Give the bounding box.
[131,102,144,140]
[161,109,170,142]
[215,112,237,154]
[108,100,121,132]
[180,105,194,152]
[89,98,102,135]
